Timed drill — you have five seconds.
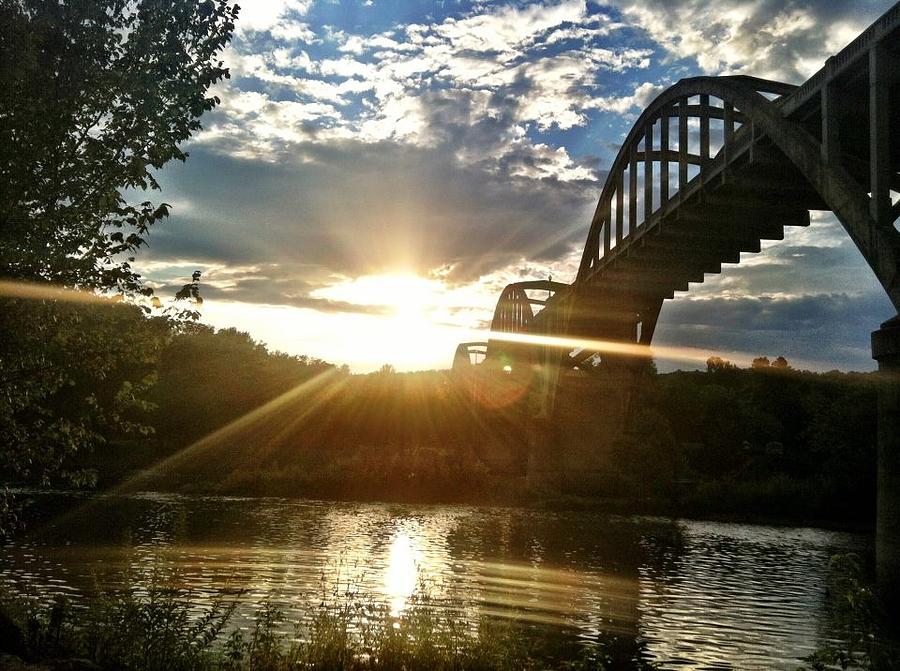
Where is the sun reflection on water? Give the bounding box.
[3,496,865,669]
[384,532,419,615]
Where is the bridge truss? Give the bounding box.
[457,2,900,418]
[453,2,900,603]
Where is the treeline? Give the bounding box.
[608,357,876,525]
[0,297,335,493]
[0,296,879,526]
[137,340,877,526]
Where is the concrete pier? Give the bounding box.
[873,315,900,615]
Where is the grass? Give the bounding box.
[6,555,900,670]
[1,580,659,671]
[798,553,900,670]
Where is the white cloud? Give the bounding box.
[194,87,345,157]
[607,0,882,81]
[588,81,665,115]
[238,0,314,33]
[511,49,651,130]
[508,142,596,181]
[432,0,587,57]
[210,0,651,182]
[270,21,319,43]
[358,93,428,143]
[319,57,378,79]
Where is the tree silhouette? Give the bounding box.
[0,0,237,293]
[0,1,237,522]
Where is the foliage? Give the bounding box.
[799,553,900,670]
[2,582,659,670]
[149,325,335,452]
[0,0,236,522]
[0,0,237,293]
[645,362,878,523]
[2,332,874,524]
[0,298,169,490]
[3,587,235,671]
[83,587,236,670]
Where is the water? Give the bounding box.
[1,491,867,669]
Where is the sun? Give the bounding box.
[203,272,500,372]
[313,273,440,317]
[309,272,460,369]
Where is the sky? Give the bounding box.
[139,0,897,373]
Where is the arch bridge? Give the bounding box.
[455,3,900,599]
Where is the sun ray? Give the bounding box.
[474,329,828,371]
[121,367,344,488]
[0,279,118,304]
[21,367,346,541]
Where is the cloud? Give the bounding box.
[607,0,888,81]
[138,0,898,371]
[238,0,314,34]
[143,143,596,296]
[270,21,319,43]
[655,290,891,371]
[208,0,649,178]
[589,81,665,115]
[429,0,588,57]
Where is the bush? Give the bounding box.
[2,580,660,670]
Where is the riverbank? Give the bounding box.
[3,326,880,535]
[119,461,874,534]
[102,352,881,533]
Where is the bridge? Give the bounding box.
[455,4,900,605]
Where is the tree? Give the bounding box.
[772,356,790,369]
[0,298,169,490]
[752,356,771,369]
[0,0,238,293]
[0,1,237,527]
[706,356,737,374]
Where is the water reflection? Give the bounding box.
[384,532,418,614]
[1,492,866,669]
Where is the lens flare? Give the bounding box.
[0,279,113,304]
[476,329,823,370]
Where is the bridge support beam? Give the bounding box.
[525,418,563,491]
[873,315,900,617]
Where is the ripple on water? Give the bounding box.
[1,494,866,670]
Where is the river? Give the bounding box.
[0,491,868,669]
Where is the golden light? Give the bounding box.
[384,531,419,615]
[0,279,120,304]
[308,273,469,370]
[477,328,825,371]
[312,273,441,318]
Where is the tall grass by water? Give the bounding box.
[1,580,659,671]
[4,553,899,670]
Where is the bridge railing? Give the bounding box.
[490,280,569,334]
[781,1,900,116]
[576,75,807,285]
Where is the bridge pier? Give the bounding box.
[524,360,640,494]
[525,418,563,491]
[873,315,900,617]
